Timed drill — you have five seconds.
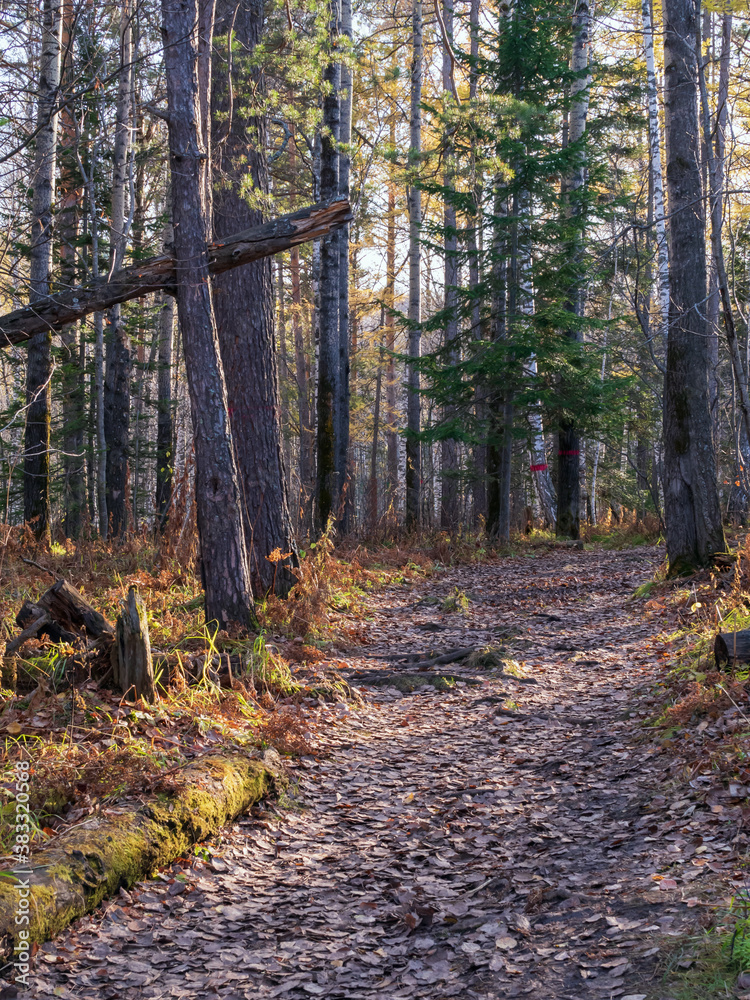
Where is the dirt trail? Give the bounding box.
[21,546,741,999]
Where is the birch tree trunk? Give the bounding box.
[104,0,133,537]
[161,0,256,628]
[24,0,62,542]
[557,0,591,539]
[405,0,422,531]
[211,0,297,597]
[661,0,725,574]
[440,0,459,531]
[642,0,669,349]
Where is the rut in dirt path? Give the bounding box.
[22,546,735,1000]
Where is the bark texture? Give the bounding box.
[661,0,725,574]
[161,0,257,629]
[212,0,297,597]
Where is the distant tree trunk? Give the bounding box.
[94,311,107,536]
[405,0,422,532]
[698,11,750,450]
[211,0,297,597]
[440,0,459,531]
[104,0,133,537]
[291,243,312,533]
[557,0,592,539]
[337,0,352,531]
[24,0,62,543]
[155,290,174,524]
[385,128,399,518]
[661,0,725,574]
[487,188,510,540]
[369,329,385,528]
[316,1,341,531]
[161,0,257,629]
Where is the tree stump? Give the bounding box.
[715,631,750,667]
[112,588,155,702]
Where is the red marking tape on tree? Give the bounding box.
[529,464,548,472]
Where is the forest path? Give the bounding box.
[25,545,736,1000]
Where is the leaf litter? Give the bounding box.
[18,544,750,999]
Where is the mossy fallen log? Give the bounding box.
[0,750,282,957]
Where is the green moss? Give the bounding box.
[465,646,514,671]
[0,752,279,955]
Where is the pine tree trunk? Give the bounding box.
[316,4,341,531]
[405,0,422,532]
[557,0,592,539]
[440,0,459,531]
[468,0,485,528]
[104,0,133,537]
[661,0,725,574]
[337,0,352,531]
[211,0,297,597]
[24,0,62,542]
[161,0,257,629]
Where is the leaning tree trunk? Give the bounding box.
[211,0,297,597]
[440,0,459,532]
[661,0,725,574]
[0,202,349,344]
[161,0,256,629]
[405,0,422,531]
[557,0,592,540]
[24,0,62,543]
[316,0,341,531]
